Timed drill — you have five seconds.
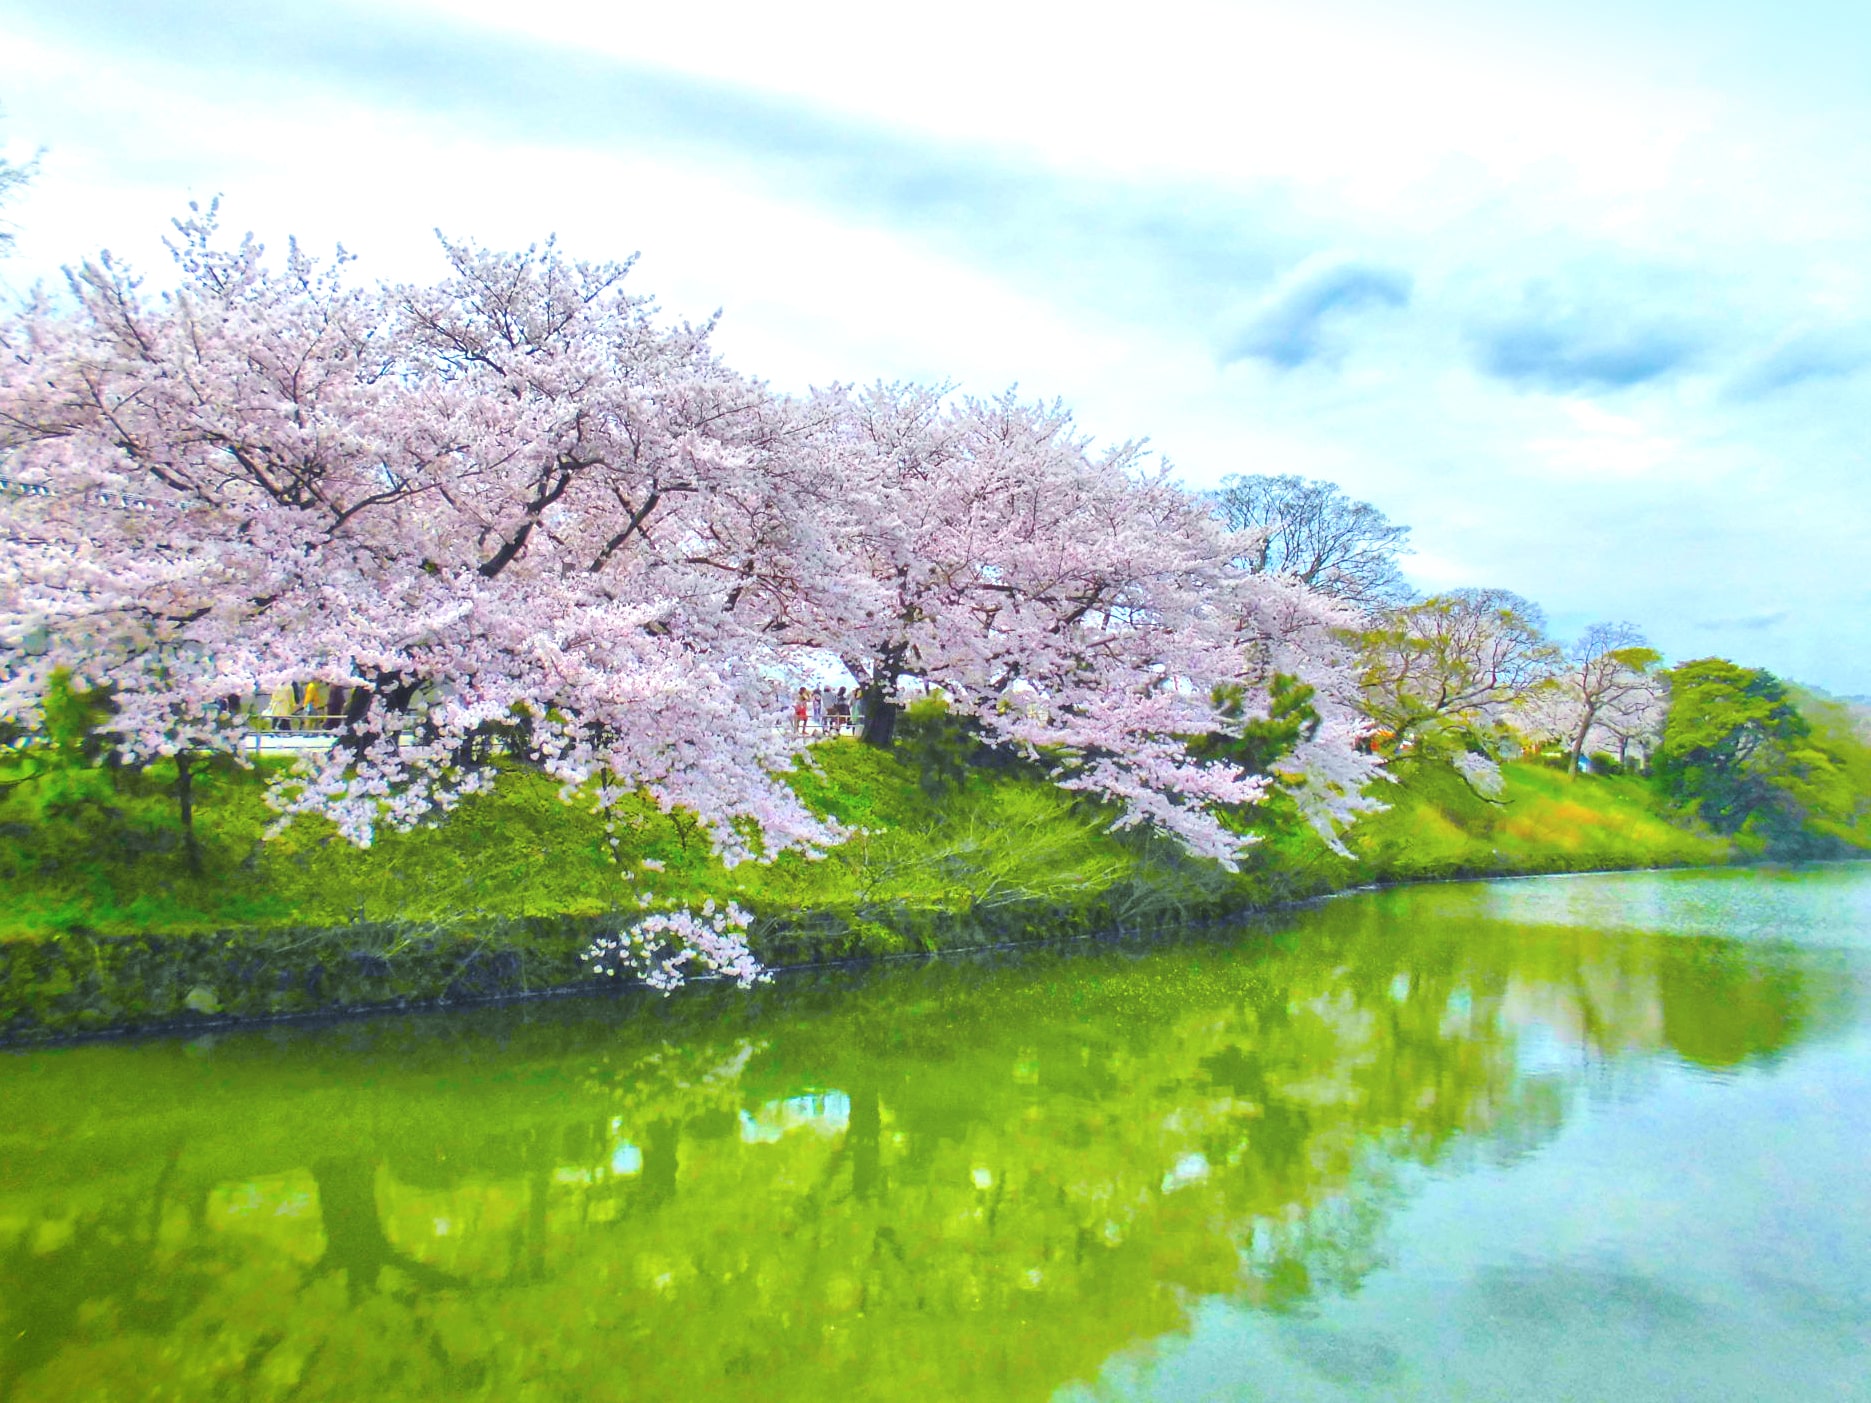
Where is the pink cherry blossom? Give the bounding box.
[1,211,1388,984]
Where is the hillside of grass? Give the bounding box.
[0,743,1162,941]
[1342,759,1735,882]
[0,744,1741,947]
[0,731,1757,1039]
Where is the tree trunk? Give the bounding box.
[1567,706,1596,776]
[174,750,201,875]
[343,684,375,727]
[859,682,899,749]
[850,647,907,751]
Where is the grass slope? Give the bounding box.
[1,745,1733,945]
[0,744,1169,943]
[1345,760,1734,882]
[0,740,1756,1039]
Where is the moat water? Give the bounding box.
[3,865,1868,1401]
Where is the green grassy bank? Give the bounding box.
[0,727,1753,1041]
[1341,759,1735,880]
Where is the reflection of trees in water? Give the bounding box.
[0,895,1834,1402]
[1657,936,1815,1069]
[309,1156,462,1301]
[0,1148,184,1403]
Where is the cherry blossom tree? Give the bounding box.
[1557,623,1663,774]
[1,211,1384,902]
[786,384,1385,864]
[0,207,841,865]
[1505,681,1577,759]
[1592,674,1669,771]
[1506,624,1666,771]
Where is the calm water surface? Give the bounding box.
[3,866,1868,1401]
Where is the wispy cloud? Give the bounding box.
[1693,610,1790,631]
[1472,316,1699,392]
[1222,257,1413,369]
[1724,325,1871,399]
[0,0,1313,326]
[1462,262,1711,392]
[4,0,1871,692]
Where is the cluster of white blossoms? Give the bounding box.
[583,900,765,993]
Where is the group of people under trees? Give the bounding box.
[263,679,875,741]
[792,685,862,737]
[238,679,867,741]
[218,679,873,742]
[257,681,347,733]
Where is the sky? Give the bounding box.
[1,0,1867,693]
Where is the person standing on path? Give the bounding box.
[302,679,329,732]
[267,682,298,733]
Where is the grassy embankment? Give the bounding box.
[1,715,1752,1039]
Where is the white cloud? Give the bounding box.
[2,0,1869,690]
[1529,402,1681,481]
[401,0,1717,199]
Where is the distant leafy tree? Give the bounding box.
[1784,687,1871,849]
[1654,658,1851,852]
[893,694,1045,798]
[1210,473,1413,609]
[1353,588,1561,755]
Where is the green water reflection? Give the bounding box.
[2,866,1866,1401]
